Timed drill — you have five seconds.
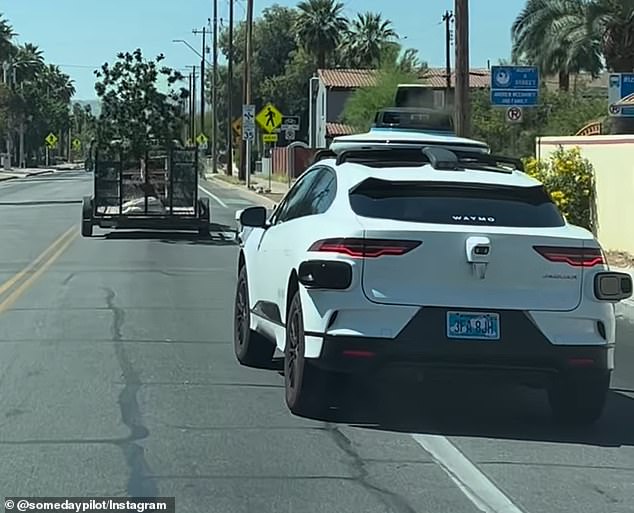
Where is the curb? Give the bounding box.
[26,170,54,177]
[205,175,279,208]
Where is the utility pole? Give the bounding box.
[212,1,219,174]
[227,0,234,176]
[455,0,471,137]
[244,0,254,187]
[191,66,197,137]
[188,72,193,141]
[193,27,207,142]
[442,10,454,104]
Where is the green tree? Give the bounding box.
[0,14,14,60]
[341,65,417,131]
[512,0,634,132]
[94,49,188,157]
[512,0,602,91]
[341,12,398,68]
[295,0,348,69]
[471,87,605,157]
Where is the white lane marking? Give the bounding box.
[412,434,525,513]
[198,186,228,208]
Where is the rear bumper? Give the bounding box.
[312,307,611,385]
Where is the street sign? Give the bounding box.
[491,66,539,107]
[608,73,634,117]
[196,133,208,146]
[263,133,278,143]
[256,102,283,133]
[506,106,523,123]
[242,104,255,141]
[232,117,242,137]
[45,133,58,148]
[72,138,82,151]
[281,115,300,131]
[285,128,296,141]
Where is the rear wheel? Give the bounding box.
[284,290,337,416]
[81,196,93,237]
[234,266,275,367]
[548,373,610,425]
[198,198,210,237]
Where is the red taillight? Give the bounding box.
[533,246,605,267]
[308,238,421,258]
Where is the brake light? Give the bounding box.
[533,246,604,267]
[309,238,421,258]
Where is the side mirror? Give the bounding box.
[240,206,267,228]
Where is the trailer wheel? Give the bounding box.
[198,198,210,237]
[81,196,94,237]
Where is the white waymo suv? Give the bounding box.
[233,142,632,424]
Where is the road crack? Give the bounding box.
[326,424,418,513]
[104,287,157,497]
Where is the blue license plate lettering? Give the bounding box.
[447,312,500,340]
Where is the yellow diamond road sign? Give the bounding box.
[72,138,82,151]
[232,117,242,136]
[45,133,58,148]
[196,133,208,145]
[256,103,283,133]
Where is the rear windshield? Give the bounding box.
[349,180,565,228]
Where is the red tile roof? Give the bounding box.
[418,68,490,89]
[318,69,378,88]
[326,122,357,137]
[317,67,491,90]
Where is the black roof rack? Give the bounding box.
[334,144,523,173]
[311,149,336,165]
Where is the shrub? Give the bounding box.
[523,146,596,232]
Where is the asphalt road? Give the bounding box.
[1,170,633,513]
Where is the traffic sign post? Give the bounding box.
[608,73,634,117]
[506,106,523,123]
[281,115,300,131]
[242,105,255,142]
[491,66,539,107]
[196,133,209,148]
[256,103,283,133]
[285,129,296,141]
[45,133,58,149]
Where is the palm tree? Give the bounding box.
[341,12,399,68]
[295,0,348,69]
[587,0,634,72]
[511,0,602,91]
[0,14,15,61]
[14,43,45,82]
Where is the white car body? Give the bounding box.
[234,140,632,422]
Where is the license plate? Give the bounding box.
[446,311,500,340]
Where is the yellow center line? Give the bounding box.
[0,230,78,314]
[0,226,75,297]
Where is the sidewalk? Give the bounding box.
[206,172,292,207]
[0,168,55,182]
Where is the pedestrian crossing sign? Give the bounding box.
[45,133,58,148]
[256,103,283,133]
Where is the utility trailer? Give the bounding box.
[81,142,210,237]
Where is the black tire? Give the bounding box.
[284,289,335,416]
[198,198,210,237]
[234,266,275,367]
[81,196,93,237]
[548,373,610,426]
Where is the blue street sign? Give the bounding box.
[608,73,634,117]
[490,66,540,107]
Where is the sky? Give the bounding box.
[2,0,526,100]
